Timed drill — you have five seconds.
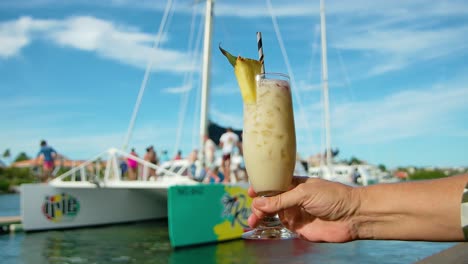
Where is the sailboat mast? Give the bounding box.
[199,0,214,163]
[320,0,332,168]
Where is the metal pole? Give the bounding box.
[199,0,214,165]
[320,0,332,169]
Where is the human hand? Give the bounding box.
[248,177,360,242]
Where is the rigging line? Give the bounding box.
[122,0,174,151]
[306,24,321,83]
[335,47,354,101]
[174,3,201,154]
[266,0,314,153]
[191,14,205,150]
[304,22,321,157]
[320,66,326,167]
[335,47,377,164]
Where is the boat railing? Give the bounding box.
[50,148,190,186]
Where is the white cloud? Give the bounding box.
[331,81,468,144]
[335,26,468,56]
[210,107,242,129]
[0,16,38,58]
[2,0,468,18]
[162,84,192,94]
[351,27,467,76]
[0,33,29,58]
[296,80,322,92]
[212,83,238,95]
[0,16,195,73]
[0,95,86,110]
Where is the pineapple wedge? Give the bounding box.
[219,46,262,104]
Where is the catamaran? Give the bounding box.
[20,0,251,243]
[20,0,386,247]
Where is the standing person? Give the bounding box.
[144,146,158,178]
[160,150,170,163]
[173,150,182,160]
[127,148,139,180]
[219,127,241,183]
[188,149,200,180]
[119,159,128,178]
[36,140,57,183]
[203,135,216,168]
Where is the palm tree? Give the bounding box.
[2,148,11,166]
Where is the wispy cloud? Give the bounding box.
[0,16,53,58]
[212,83,238,95]
[2,0,468,18]
[210,107,242,129]
[331,80,468,144]
[162,84,192,94]
[0,95,86,110]
[0,16,195,73]
[333,26,468,76]
[0,119,181,159]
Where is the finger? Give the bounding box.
[247,186,257,198]
[248,213,261,228]
[292,176,310,186]
[285,176,311,191]
[248,204,266,228]
[253,184,306,214]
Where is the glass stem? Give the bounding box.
[259,215,282,228]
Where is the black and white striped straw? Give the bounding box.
[256,32,265,74]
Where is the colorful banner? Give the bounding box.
[168,184,252,247]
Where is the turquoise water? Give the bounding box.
[0,194,456,263]
[0,193,20,217]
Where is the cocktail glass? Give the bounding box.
[242,72,297,240]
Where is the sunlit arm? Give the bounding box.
[355,174,468,241]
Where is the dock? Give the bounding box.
[0,216,22,233]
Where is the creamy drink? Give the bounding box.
[221,46,298,239]
[243,74,296,197]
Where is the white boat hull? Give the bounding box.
[21,184,168,231]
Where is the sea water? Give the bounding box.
[0,194,456,263]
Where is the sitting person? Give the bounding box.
[204,166,225,184]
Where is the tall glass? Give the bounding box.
[242,73,297,240]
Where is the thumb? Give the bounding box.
[253,187,304,214]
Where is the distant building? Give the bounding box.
[394,171,409,180]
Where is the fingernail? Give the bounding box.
[255,197,267,207]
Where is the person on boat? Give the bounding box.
[204,166,225,184]
[173,150,182,160]
[127,148,139,180]
[352,167,361,184]
[219,127,241,183]
[144,145,158,177]
[119,159,128,178]
[188,149,208,182]
[203,135,216,168]
[247,174,468,242]
[160,150,170,163]
[36,140,57,183]
[188,149,198,177]
[188,149,198,163]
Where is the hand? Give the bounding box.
[248,177,360,242]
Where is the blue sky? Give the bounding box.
[1,0,467,168]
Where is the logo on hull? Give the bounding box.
[42,193,80,222]
[221,193,250,228]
